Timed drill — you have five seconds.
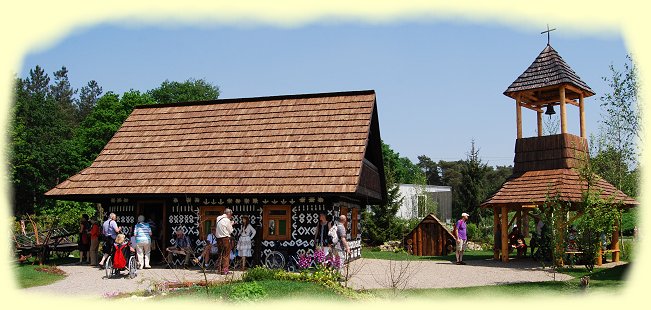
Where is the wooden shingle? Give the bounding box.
[46,90,385,201]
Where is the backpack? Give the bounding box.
[113,244,128,269]
[328,224,339,245]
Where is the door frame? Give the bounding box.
[137,199,167,247]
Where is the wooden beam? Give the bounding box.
[537,111,543,136]
[516,96,523,139]
[559,86,567,134]
[520,102,544,113]
[501,207,509,262]
[579,93,586,138]
[565,99,579,107]
[522,212,530,237]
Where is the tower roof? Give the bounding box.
[504,44,595,98]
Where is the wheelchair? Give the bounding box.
[104,240,138,279]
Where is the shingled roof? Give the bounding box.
[480,169,638,208]
[46,90,386,203]
[504,44,595,98]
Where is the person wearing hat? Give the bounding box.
[453,212,469,265]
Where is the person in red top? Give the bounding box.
[89,219,101,266]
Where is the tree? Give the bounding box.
[416,155,441,185]
[591,55,640,197]
[73,91,156,167]
[456,140,491,223]
[76,80,103,122]
[49,66,77,132]
[148,78,220,104]
[10,68,73,215]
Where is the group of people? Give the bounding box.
[75,212,159,270]
[167,208,256,275]
[78,208,353,273]
[314,213,352,267]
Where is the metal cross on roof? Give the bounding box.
[541,24,557,45]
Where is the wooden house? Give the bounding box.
[46,90,387,265]
[480,44,638,264]
[404,214,455,256]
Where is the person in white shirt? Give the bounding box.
[215,208,233,275]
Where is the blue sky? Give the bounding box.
[20,20,628,167]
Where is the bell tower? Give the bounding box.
[480,37,638,263]
[503,44,596,173]
[504,43,595,139]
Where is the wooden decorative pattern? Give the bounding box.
[404,214,455,256]
[504,44,594,98]
[45,90,384,202]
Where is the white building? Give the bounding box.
[397,184,452,223]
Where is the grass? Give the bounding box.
[362,247,494,261]
[158,280,344,302]
[14,255,76,288]
[371,263,630,299]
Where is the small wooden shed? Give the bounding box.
[404,214,455,256]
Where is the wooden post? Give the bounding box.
[417,225,422,256]
[579,93,586,138]
[516,96,523,139]
[597,248,603,266]
[493,208,499,260]
[559,86,567,134]
[612,223,620,262]
[521,211,529,237]
[537,111,543,137]
[501,207,509,262]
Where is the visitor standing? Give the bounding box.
[236,216,256,270]
[134,215,153,269]
[215,208,233,275]
[77,214,91,264]
[454,212,469,265]
[334,214,351,272]
[99,213,120,268]
[314,213,332,255]
[89,218,100,266]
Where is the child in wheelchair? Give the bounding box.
[105,233,137,278]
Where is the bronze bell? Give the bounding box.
[544,103,556,118]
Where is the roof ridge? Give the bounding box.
[135,89,376,109]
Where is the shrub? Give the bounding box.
[242,266,279,282]
[229,281,267,301]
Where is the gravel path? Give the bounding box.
[23,264,242,297]
[24,258,580,297]
[345,258,574,290]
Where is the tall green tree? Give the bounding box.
[591,55,640,198]
[10,67,73,215]
[76,80,103,122]
[417,155,442,185]
[148,78,220,104]
[49,66,77,132]
[456,140,491,222]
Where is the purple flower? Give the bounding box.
[298,254,313,269]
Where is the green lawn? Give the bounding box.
[14,263,66,288]
[361,247,494,261]
[371,263,630,299]
[14,256,75,288]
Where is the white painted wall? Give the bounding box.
[396,184,452,222]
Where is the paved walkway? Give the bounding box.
[23,258,595,297]
[23,264,242,297]
[345,258,575,290]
